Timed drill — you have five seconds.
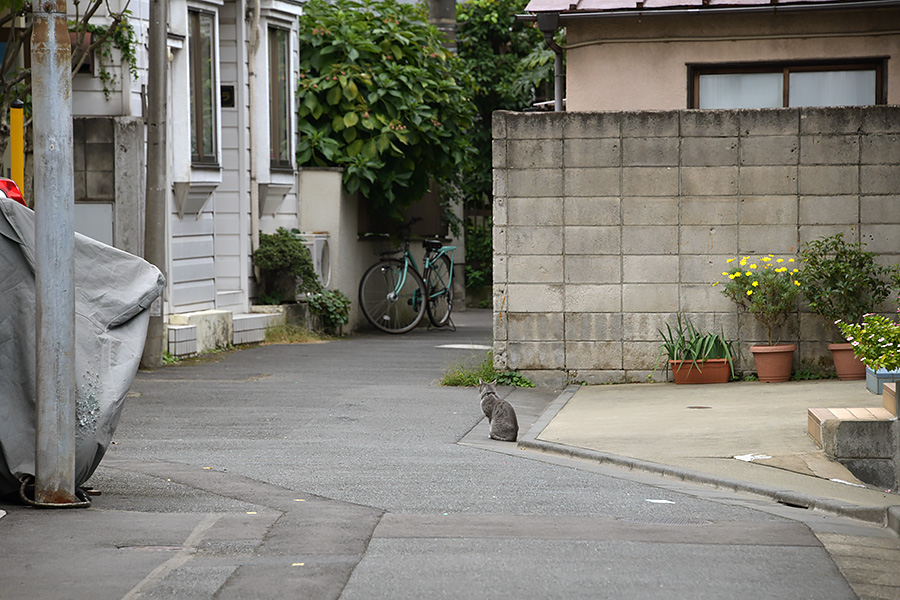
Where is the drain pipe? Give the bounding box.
[536,12,564,112]
[248,0,261,256]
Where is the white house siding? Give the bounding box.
[65,0,305,325]
[258,2,304,236]
[170,214,217,312]
[167,0,223,314]
[71,0,149,119]
[215,1,251,312]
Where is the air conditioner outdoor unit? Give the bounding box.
[299,232,331,289]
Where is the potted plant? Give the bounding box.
[797,233,899,380]
[656,314,738,384]
[837,311,900,388]
[717,254,801,382]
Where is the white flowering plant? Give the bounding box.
[837,313,900,372]
[716,254,801,346]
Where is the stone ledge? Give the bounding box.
[808,405,899,489]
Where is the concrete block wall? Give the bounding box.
[493,107,900,388]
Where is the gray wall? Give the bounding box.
[73,116,144,256]
[492,107,900,388]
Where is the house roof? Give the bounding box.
[524,0,888,13]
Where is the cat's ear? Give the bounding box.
[478,378,484,385]
[491,379,498,385]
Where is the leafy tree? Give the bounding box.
[296,0,475,220]
[0,0,137,163]
[455,0,556,292]
[456,0,555,211]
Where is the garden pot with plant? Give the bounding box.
[797,233,900,381]
[656,314,738,384]
[836,270,900,392]
[718,254,800,382]
[838,312,900,387]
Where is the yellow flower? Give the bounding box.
[788,258,795,263]
[761,257,771,262]
[750,264,757,269]
[768,254,774,257]
[726,258,735,263]
[794,280,800,286]
[752,281,759,287]
[746,290,753,295]
[734,272,742,278]
[792,269,799,273]
[722,272,729,276]
[745,271,752,276]
[729,274,736,279]
[776,258,784,263]
[739,259,747,266]
[712,281,718,287]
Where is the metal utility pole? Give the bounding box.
[428,0,457,52]
[141,0,169,368]
[32,0,78,504]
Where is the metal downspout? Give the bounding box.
[248,0,261,256]
[536,12,564,112]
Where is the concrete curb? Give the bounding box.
[517,385,900,534]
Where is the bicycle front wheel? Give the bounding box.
[358,259,426,334]
[425,254,453,327]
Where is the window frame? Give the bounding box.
[268,26,292,170]
[688,58,887,109]
[188,9,219,166]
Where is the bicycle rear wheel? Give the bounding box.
[425,254,453,327]
[358,259,426,334]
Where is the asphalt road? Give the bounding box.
[1,309,884,599]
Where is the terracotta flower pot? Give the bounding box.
[669,359,731,384]
[828,343,866,381]
[750,344,796,383]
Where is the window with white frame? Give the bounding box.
[268,27,291,169]
[189,10,217,165]
[689,60,885,109]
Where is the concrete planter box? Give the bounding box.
[866,367,900,395]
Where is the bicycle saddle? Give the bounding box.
[423,239,442,251]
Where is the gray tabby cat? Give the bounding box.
[478,379,518,442]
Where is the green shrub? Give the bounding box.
[798,233,899,336]
[440,352,535,387]
[464,218,492,290]
[252,228,321,303]
[307,289,352,331]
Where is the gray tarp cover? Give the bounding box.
[0,197,164,495]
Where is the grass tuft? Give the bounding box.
[440,352,535,388]
[264,324,327,344]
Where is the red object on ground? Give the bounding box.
[0,178,25,206]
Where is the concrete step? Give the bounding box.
[807,406,895,449]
